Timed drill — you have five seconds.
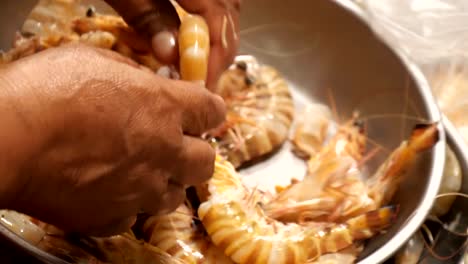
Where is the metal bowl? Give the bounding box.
[238,0,445,262]
[0,0,448,263]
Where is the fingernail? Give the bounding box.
[152,31,178,65]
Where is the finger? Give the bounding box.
[171,135,215,186]
[104,0,180,65]
[173,81,226,135]
[143,182,185,215]
[85,216,137,237]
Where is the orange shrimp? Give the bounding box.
[264,113,368,222]
[203,55,295,168]
[197,155,398,264]
[0,210,184,264]
[142,203,233,264]
[264,122,440,224]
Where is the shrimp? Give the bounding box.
[366,123,440,207]
[203,55,295,168]
[142,203,233,264]
[264,113,369,222]
[197,155,398,264]
[0,210,184,264]
[1,0,170,75]
[178,13,210,83]
[265,121,439,224]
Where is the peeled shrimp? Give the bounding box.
[264,114,369,222]
[197,155,398,264]
[142,203,233,264]
[204,55,295,168]
[178,14,210,83]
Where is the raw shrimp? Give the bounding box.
[197,154,399,264]
[264,113,368,222]
[0,210,184,264]
[142,203,233,264]
[265,122,440,224]
[0,0,83,63]
[204,55,295,168]
[2,0,170,76]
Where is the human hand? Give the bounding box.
[104,0,241,90]
[0,44,226,236]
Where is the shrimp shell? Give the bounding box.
[264,115,370,223]
[291,102,335,159]
[1,210,186,264]
[197,155,398,264]
[142,203,233,264]
[205,55,295,168]
[366,123,440,207]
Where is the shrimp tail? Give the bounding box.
[367,122,440,207]
[318,205,398,254]
[344,205,399,240]
[409,123,439,153]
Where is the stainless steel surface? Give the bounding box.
[0,0,449,263]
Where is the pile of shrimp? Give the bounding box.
[0,1,444,264]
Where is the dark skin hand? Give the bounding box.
[0,0,240,237]
[104,0,241,91]
[0,44,226,236]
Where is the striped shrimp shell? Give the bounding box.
[205,55,295,168]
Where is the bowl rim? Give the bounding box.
[331,0,446,263]
[0,1,447,264]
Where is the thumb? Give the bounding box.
[105,0,181,65]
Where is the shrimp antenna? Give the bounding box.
[359,114,430,124]
[358,146,382,168]
[326,87,341,124]
[422,235,468,261]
